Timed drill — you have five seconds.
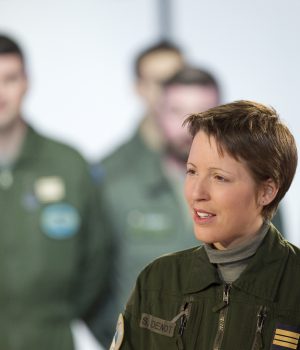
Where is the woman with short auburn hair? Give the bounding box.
[110,100,299,350]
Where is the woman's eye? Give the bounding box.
[214,175,227,182]
[186,168,196,175]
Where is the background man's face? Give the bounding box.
[156,84,219,161]
[0,54,27,132]
[136,50,184,114]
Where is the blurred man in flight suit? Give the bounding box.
[0,34,111,350]
[90,42,222,345]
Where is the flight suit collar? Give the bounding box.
[233,225,289,301]
[183,225,288,302]
[133,129,173,195]
[15,124,42,167]
[183,246,222,294]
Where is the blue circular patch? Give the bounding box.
[41,203,80,239]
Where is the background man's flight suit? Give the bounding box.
[0,126,111,350]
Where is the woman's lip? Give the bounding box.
[194,209,216,215]
[193,209,216,224]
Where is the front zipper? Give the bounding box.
[212,284,231,350]
[251,305,267,350]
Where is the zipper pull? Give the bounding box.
[213,284,231,312]
[223,284,231,305]
[171,298,193,338]
[176,303,190,350]
[172,300,193,350]
[178,301,190,336]
[179,313,187,336]
[251,306,267,350]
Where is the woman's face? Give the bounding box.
[184,131,266,250]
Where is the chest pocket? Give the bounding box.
[205,301,267,350]
[137,297,200,350]
[177,300,204,350]
[126,210,173,243]
[239,305,300,350]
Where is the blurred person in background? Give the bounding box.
[132,40,185,151]
[0,34,111,350]
[89,60,221,347]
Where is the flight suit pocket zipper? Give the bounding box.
[174,298,193,350]
[251,305,267,350]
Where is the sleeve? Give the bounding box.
[116,275,144,350]
[80,165,120,347]
[72,163,116,324]
[116,263,158,350]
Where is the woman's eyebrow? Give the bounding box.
[186,162,196,167]
[209,167,233,175]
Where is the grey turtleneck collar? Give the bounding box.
[204,221,270,283]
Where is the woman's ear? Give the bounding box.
[259,179,279,206]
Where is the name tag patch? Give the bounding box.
[271,323,300,349]
[140,313,176,337]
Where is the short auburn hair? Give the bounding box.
[184,100,298,219]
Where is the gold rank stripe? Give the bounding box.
[272,328,300,350]
[274,335,298,345]
[276,329,300,340]
[272,340,297,349]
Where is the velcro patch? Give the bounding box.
[110,314,124,350]
[271,323,300,349]
[140,313,176,337]
[34,176,65,203]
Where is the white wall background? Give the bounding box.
[0,0,299,311]
[0,0,299,242]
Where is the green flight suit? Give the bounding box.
[119,224,300,349]
[89,129,199,346]
[0,126,111,350]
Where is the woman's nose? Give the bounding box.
[192,178,210,201]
